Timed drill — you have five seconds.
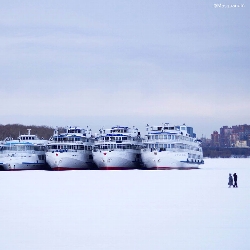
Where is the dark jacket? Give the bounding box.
[228,174,233,185]
[233,173,237,181]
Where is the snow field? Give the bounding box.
[0,158,250,250]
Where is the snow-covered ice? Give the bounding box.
[0,158,250,250]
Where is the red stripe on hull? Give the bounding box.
[99,166,137,170]
[9,169,47,171]
[147,166,199,170]
[51,167,89,171]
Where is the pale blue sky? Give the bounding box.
[0,0,249,137]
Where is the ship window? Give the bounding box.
[159,135,163,139]
[172,135,175,140]
[122,137,127,140]
[168,135,171,139]
[171,144,174,148]
[105,137,109,141]
[159,144,163,148]
[164,144,167,148]
[155,135,158,139]
[164,135,167,139]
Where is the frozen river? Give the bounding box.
[0,158,250,250]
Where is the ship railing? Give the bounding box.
[48,140,93,145]
[96,139,141,143]
[94,148,141,152]
[143,145,198,152]
[143,146,201,152]
[93,146,143,151]
[145,137,196,143]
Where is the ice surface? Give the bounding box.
[0,158,250,250]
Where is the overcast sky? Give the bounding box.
[1,0,249,137]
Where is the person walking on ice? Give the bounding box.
[228,173,233,188]
[233,173,238,188]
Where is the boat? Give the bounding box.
[0,129,48,170]
[46,126,95,170]
[92,126,143,170]
[141,123,204,170]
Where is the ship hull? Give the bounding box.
[46,151,95,170]
[0,155,46,171]
[93,150,141,170]
[141,150,202,170]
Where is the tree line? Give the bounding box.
[0,124,59,140]
[202,147,250,158]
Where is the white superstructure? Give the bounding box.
[0,129,47,170]
[141,123,204,170]
[93,126,143,170]
[46,126,95,170]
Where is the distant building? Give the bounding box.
[211,131,220,147]
[235,140,248,148]
[187,127,194,138]
[200,137,211,147]
[229,133,239,147]
[220,126,233,147]
[210,124,250,148]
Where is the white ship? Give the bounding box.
[0,129,47,171]
[46,126,95,170]
[141,123,204,170]
[92,126,143,170]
